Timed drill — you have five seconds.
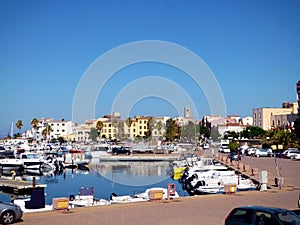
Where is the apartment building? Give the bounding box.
[35,118,74,140]
[252,103,297,130]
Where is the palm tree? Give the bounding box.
[31,118,39,139]
[96,121,103,140]
[156,121,163,140]
[111,119,119,141]
[117,121,124,141]
[16,120,23,137]
[125,117,133,128]
[147,117,154,140]
[42,125,53,141]
[125,117,133,140]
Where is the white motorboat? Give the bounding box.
[0,158,24,171]
[134,187,180,200]
[109,193,147,204]
[19,152,44,170]
[184,170,257,195]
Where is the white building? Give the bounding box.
[34,118,75,140]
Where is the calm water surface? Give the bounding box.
[0,159,188,204]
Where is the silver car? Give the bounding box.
[0,202,23,224]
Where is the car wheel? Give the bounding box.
[1,210,15,224]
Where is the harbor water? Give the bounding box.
[0,158,188,204]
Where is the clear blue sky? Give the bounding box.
[0,0,299,137]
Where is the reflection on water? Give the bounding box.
[0,160,186,204]
[89,159,171,186]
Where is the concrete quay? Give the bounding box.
[21,152,300,225]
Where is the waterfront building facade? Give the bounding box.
[252,103,298,130]
[33,118,75,141]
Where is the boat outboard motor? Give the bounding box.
[110,192,118,200]
[58,160,64,170]
[54,160,59,170]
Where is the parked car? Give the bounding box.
[225,205,300,225]
[254,148,271,157]
[291,152,300,160]
[111,146,131,155]
[283,149,300,158]
[246,147,257,156]
[219,146,230,153]
[0,201,23,224]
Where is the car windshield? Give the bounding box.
[276,211,300,225]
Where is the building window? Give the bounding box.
[144,126,146,129]
[62,129,65,132]
[62,124,65,126]
[139,126,142,129]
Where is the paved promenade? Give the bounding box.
[21,152,300,225]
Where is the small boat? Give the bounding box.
[109,193,147,204]
[0,158,24,171]
[19,152,44,170]
[183,170,257,195]
[68,187,110,207]
[134,187,180,200]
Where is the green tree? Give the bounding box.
[125,117,133,128]
[96,120,103,140]
[31,118,39,139]
[57,136,65,144]
[229,141,239,152]
[16,120,23,137]
[224,131,239,140]
[111,119,119,141]
[198,125,210,140]
[125,117,133,140]
[42,125,53,140]
[265,129,298,150]
[89,128,99,142]
[165,119,180,142]
[147,117,155,140]
[210,127,221,142]
[156,121,163,139]
[117,121,125,141]
[181,121,196,142]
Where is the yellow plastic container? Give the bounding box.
[224,184,237,194]
[148,190,163,200]
[52,197,69,210]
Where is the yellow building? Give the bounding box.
[100,120,119,140]
[252,103,297,130]
[122,116,151,140]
